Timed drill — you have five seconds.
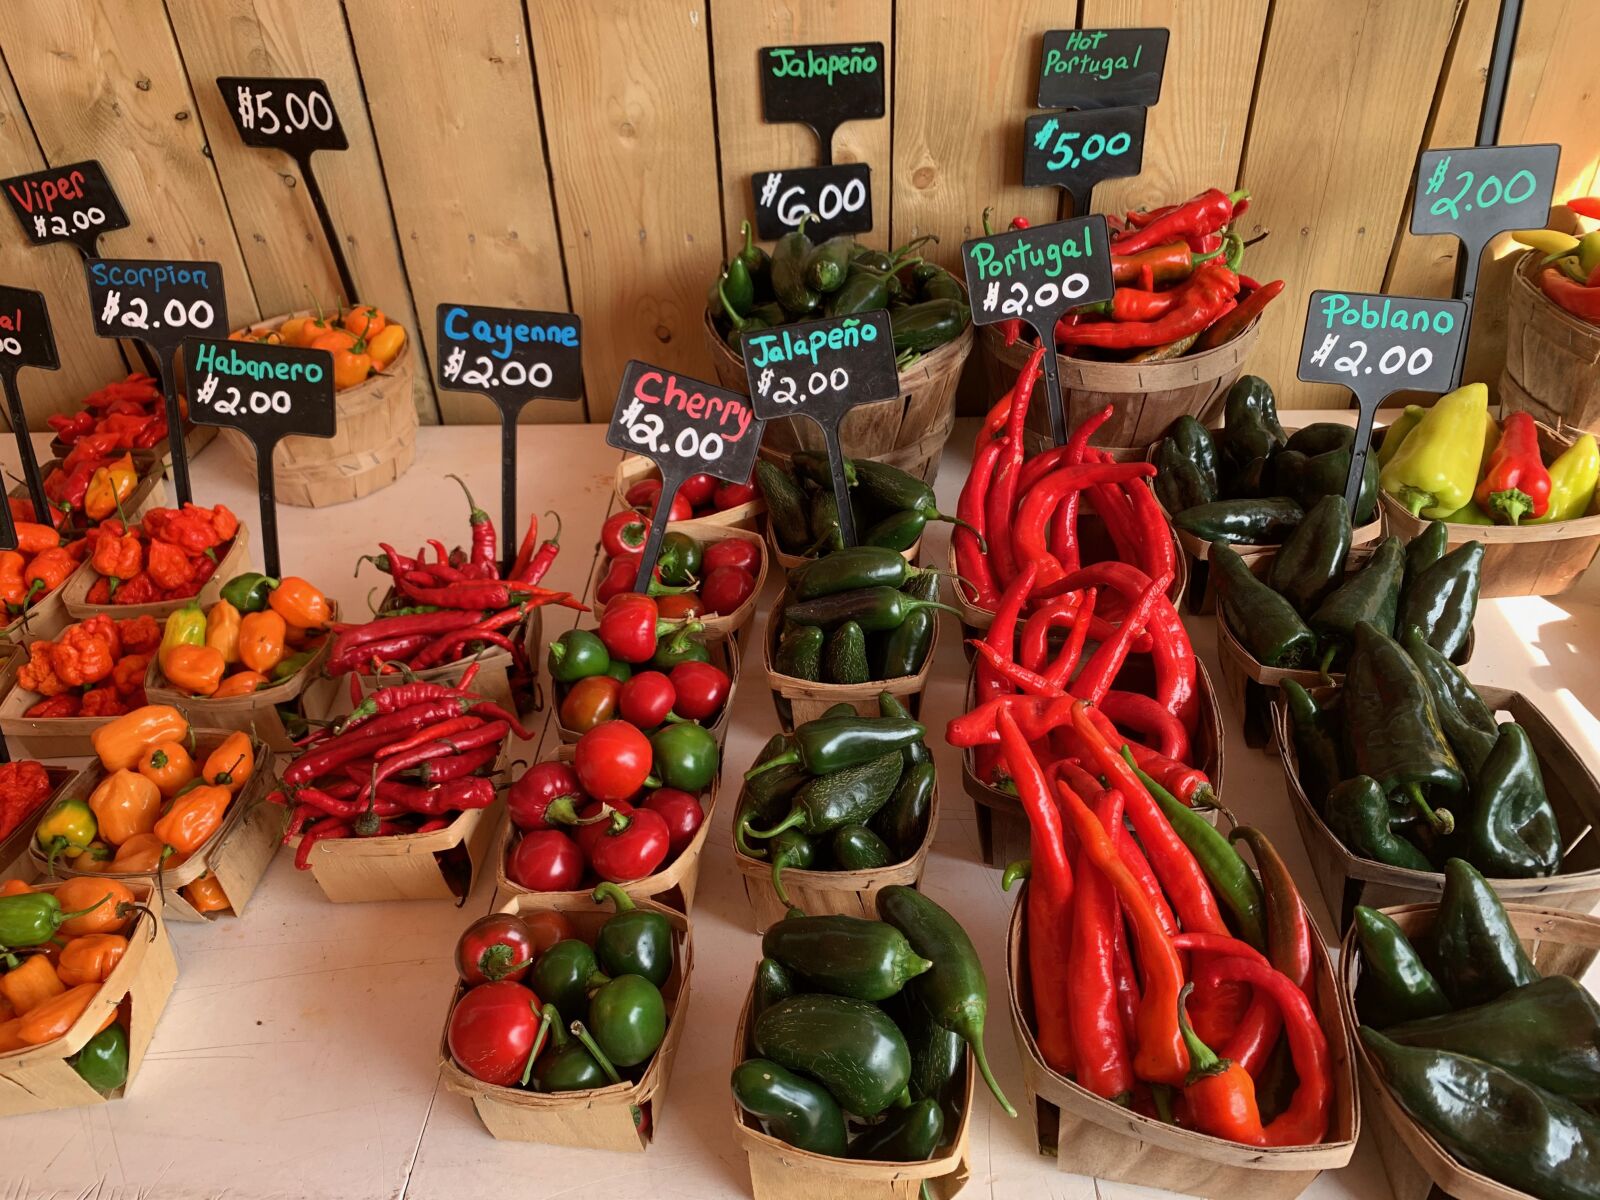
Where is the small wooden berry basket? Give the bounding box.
[0,764,84,885]
[586,519,766,648]
[1006,882,1358,1198]
[439,892,693,1150]
[766,525,921,574]
[552,632,738,747]
[0,687,135,759]
[614,453,765,531]
[0,878,178,1116]
[1272,685,1600,936]
[730,960,975,1200]
[60,524,251,621]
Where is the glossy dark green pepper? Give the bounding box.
[650,721,719,792]
[871,759,934,858]
[70,1022,128,1093]
[1397,540,1484,665]
[220,572,277,613]
[831,823,894,869]
[757,460,811,552]
[1460,723,1562,878]
[587,974,667,1067]
[530,939,606,1020]
[782,586,958,634]
[1353,905,1450,1025]
[770,216,820,314]
[1167,415,1219,496]
[1282,680,1345,813]
[891,299,969,353]
[823,621,869,685]
[649,626,710,669]
[1404,629,1498,781]
[1211,543,1316,669]
[1175,498,1303,545]
[0,891,104,949]
[747,715,925,778]
[826,264,894,317]
[879,607,934,679]
[1326,776,1432,870]
[1268,494,1352,617]
[732,1057,848,1155]
[808,488,844,554]
[861,509,927,552]
[750,752,905,843]
[886,984,966,1109]
[762,912,932,1002]
[656,531,702,586]
[754,993,911,1116]
[592,882,673,988]
[773,624,824,682]
[1152,438,1214,514]
[752,957,796,1018]
[1429,857,1539,1008]
[789,545,928,599]
[767,827,817,907]
[850,1097,945,1161]
[1308,536,1404,672]
[547,629,611,684]
[530,1008,609,1092]
[876,691,931,768]
[806,235,858,294]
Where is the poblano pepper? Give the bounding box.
[1174,497,1303,544]
[1403,628,1499,780]
[1268,494,1352,617]
[1281,679,1344,813]
[1210,542,1316,668]
[1152,439,1214,514]
[1429,857,1539,1008]
[1352,905,1450,1025]
[1396,539,1483,665]
[1308,536,1404,674]
[1167,414,1219,495]
[1325,776,1432,871]
[1459,724,1562,878]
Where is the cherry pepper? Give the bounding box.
[598,593,679,664]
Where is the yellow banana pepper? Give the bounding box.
[1379,383,1489,518]
[1511,229,1579,256]
[1527,434,1599,523]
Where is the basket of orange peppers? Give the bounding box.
[62,502,250,619]
[0,614,163,756]
[144,574,336,750]
[24,707,277,922]
[0,516,90,644]
[232,302,407,390]
[0,874,177,1114]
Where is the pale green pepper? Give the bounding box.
[1379,383,1490,518]
[1527,433,1599,523]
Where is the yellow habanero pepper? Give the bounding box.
[91,704,189,771]
[87,769,161,847]
[154,784,232,857]
[1510,229,1580,257]
[204,599,242,664]
[34,797,97,872]
[1378,383,1490,518]
[1527,433,1600,523]
[159,602,207,661]
[238,610,287,673]
[83,454,137,522]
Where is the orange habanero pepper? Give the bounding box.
[182,872,230,914]
[267,578,330,628]
[88,769,161,846]
[205,599,242,664]
[203,731,255,791]
[53,877,137,936]
[138,740,195,798]
[92,705,188,771]
[237,611,287,673]
[17,982,100,1045]
[0,953,65,1014]
[161,644,225,696]
[56,933,127,986]
[154,785,231,857]
[110,832,172,873]
[367,324,406,369]
[211,671,269,698]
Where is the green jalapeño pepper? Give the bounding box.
[770,215,820,314]
[35,798,98,874]
[732,1058,848,1155]
[271,648,316,681]
[781,586,960,634]
[0,890,108,949]
[850,1097,945,1161]
[530,939,607,1021]
[767,828,817,907]
[547,628,610,684]
[752,957,796,1018]
[750,753,905,841]
[650,722,718,792]
[1281,680,1345,814]
[850,460,979,540]
[754,993,911,1117]
[788,545,933,600]
[762,912,932,1002]
[871,759,934,859]
[592,882,673,988]
[1430,857,1539,1008]
[220,572,278,613]
[70,1022,129,1093]
[587,974,667,1068]
[832,823,894,869]
[747,715,925,779]
[1352,905,1450,1025]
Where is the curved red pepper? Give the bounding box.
[1473,409,1551,523]
[1068,787,1134,1100]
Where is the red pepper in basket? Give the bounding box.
[1059,260,1240,350]
[1110,189,1246,256]
[1194,278,1285,352]
[987,346,1047,586]
[1098,690,1190,763]
[1473,409,1551,524]
[1012,461,1157,586]
[447,475,496,567]
[1070,570,1172,707]
[1068,787,1135,1101]
[1043,588,1098,689]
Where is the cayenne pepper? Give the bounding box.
[986,346,1047,586]
[1068,787,1134,1102]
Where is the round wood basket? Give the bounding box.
[1500,248,1600,437]
[702,308,972,486]
[220,308,417,508]
[978,316,1261,452]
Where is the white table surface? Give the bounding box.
[1,417,1594,1200]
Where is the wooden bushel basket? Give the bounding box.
[35,730,281,922]
[61,524,251,621]
[1272,685,1600,936]
[0,765,82,884]
[440,894,692,1149]
[553,634,738,747]
[221,308,417,507]
[1500,248,1600,436]
[1339,902,1600,1200]
[728,774,939,933]
[703,308,972,486]
[614,453,765,532]
[1007,884,1358,1197]
[0,879,177,1116]
[587,519,765,648]
[730,964,974,1200]
[964,659,1227,869]
[1377,419,1600,598]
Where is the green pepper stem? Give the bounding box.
[591,881,636,913]
[734,812,769,860]
[909,600,965,620]
[1151,1083,1176,1124]
[743,750,799,782]
[743,808,805,841]
[1177,983,1228,1082]
[924,507,987,549]
[1404,781,1455,836]
[1001,859,1031,892]
[771,856,796,907]
[569,1021,623,1086]
[965,1028,1017,1117]
[521,1005,554,1087]
[1317,643,1338,683]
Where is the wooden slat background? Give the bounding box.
[0,0,1592,426]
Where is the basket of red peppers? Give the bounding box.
[0,760,74,884]
[990,702,1356,1192]
[274,662,532,903]
[62,503,247,619]
[44,372,197,469]
[591,517,765,644]
[981,189,1284,451]
[614,458,763,531]
[0,615,165,757]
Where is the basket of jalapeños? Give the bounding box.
[1153,378,1386,613]
[730,697,939,932]
[704,221,973,486]
[764,547,956,729]
[440,889,691,1150]
[1213,514,1479,749]
[730,892,1015,1200]
[1340,877,1600,1200]
[1273,626,1600,934]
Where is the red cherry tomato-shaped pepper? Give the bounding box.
[712,480,759,510]
[702,538,761,575]
[618,670,676,729]
[574,720,653,801]
[587,806,672,883]
[700,566,756,616]
[643,788,704,856]
[600,510,649,559]
[625,479,692,522]
[506,829,585,892]
[559,675,621,733]
[447,981,543,1086]
[668,660,730,721]
[576,797,635,859]
[679,473,718,508]
[523,910,576,957]
[456,913,539,985]
[598,593,665,663]
[657,593,705,620]
[506,761,586,832]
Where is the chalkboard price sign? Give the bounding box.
[1036,28,1169,111]
[1298,289,1468,514]
[1022,105,1146,209]
[184,337,336,576]
[759,42,885,163]
[216,77,348,156]
[751,164,872,240]
[1,160,129,257]
[0,285,61,543]
[742,312,898,545]
[607,361,764,590]
[436,302,584,571]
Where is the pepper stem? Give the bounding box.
[1489,487,1531,525]
[569,1021,623,1086]
[1403,781,1455,836]
[1317,643,1338,683]
[1001,859,1031,892]
[1177,983,1228,1081]
[924,507,987,548]
[446,474,489,524]
[771,855,796,907]
[965,1027,1018,1117]
[734,812,768,860]
[742,807,804,841]
[743,748,799,782]
[591,881,637,913]
[521,1005,554,1087]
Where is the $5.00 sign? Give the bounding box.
[608,362,764,592]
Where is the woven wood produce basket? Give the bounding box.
[1500,247,1600,436]
[60,524,250,621]
[614,453,765,532]
[587,519,765,647]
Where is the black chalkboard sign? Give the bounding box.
[1023,105,1146,213]
[607,361,765,590]
[1297,290,1468,515]
[742,312,899,546]
[84,258,226,506]
[435,302,584,571]
[0,285,60,535]
[183,337,336,576]
[751,164,872,240]
[1,160,129,258]
[1037,28,1169,111]
[760,43,885,163]
[960,215,1114,444]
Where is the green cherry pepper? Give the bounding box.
[649,626,711,670]
[529,1005,610,1093]
[530,939,608,1020]
[592,882,674,988]
[220,572,278,613]
[650,722,718,792]
[70,1022,129,1093]
[547,629,611,684]
[587,974,667,1068]
[656,531,703,587]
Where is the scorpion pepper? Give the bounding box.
[110,653,149,699]
[51,616,120,686]
[25,546,76,599]
[146,540,196,595]
[18,642,68,696]
[0,551,25,609]
[80,687,129,718]
[90,530,142,590]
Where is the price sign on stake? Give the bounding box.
[1410,143,1559,385]
[752,164,872,240]
[759,43,885,163]
[0,285,61,548]
[961,215,1114,445]
[1037,28,1169,111]
[1023,106,1146,214]
[742,312,899,546]
[183,338,334,577]
[434,303,584,571]
[1,160,129,258]
[84,258,226,506]
[1298,290,1467,516]
[607,361,765,592]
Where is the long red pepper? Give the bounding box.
[517,517,562,585]
[413,740,502,782]
[955,435,1006,609]
[1068,788,1134,1101]
[1044,587,1098,688]
[971,640,1059,696]
[1082,706,1211,805]
[1060,261,1240,350]
[987,346,1047,586]
[1112,455,1179,585]
[1111,909,1141,1050]
[1012,461,1156,585]
[1110,188,1246,256]
[1021,592,1149,671]
[410,606,528,670]
[1174,931,1281,1077]
[1053,405,1114,572]
[1071,570,1171,705]
[508,510,540,579]
[1099,689,1190,763]
[977,561,1037,704]
[375,716,484,761]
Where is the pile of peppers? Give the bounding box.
[622,464,757,522]
[1214,513,1482,676]
[43,374,166,530]
[1521,200,1600,338]
[17,613,162,718]
[338,477,581,677]
[273,662,532,865]
[732,891,1014,1162]
[757,452,974,560]
[1355,859,1600,1198]
[446,887,674,1097]
[0,517,86,625]
[81,503,240,607]
[549,618,730,738]
[595,515,759,617]
[0,876,147,1092]
[1285,621,1562,879]
[153,575,332,698]
[0,760,55,843]
[990,188,1284,361]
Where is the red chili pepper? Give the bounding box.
[1474,409,1551,523]
[409,606,528,671]
[1044,588,1098,688]
[983,211,1031,347]
[988,346,1047,585]
[413,740,502,783]
[1068,786,1135,1101]
[516,512,562,585]
[1194,278,1285,352]
[394,574,581,612]
[507,510,540,579]
[955,434,1005,610]
[375,715,485,761]
[1059,261,1241,350]
[341,682,479,730]
[977,561,1037,704]
[1111,189,1246,256]
[447,475,496,567]
[295,815,352,869]
[1014,462,1157,586]
[1114,457,1179,585]
[413,818,451,834]
[971,640,1060,697]
[1570,196,1600,220]
[1099,689,1190,762]
[364,720,509,798]
[1070,570,1172,707]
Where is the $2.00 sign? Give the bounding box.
[1297,290,1467,515]
[607,362,764,592]
[0,285,62,549]
[960,215,1114,444]
[742,312,899,546]
[1,160,128,257]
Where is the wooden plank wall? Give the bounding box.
[0,0,1593,425]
